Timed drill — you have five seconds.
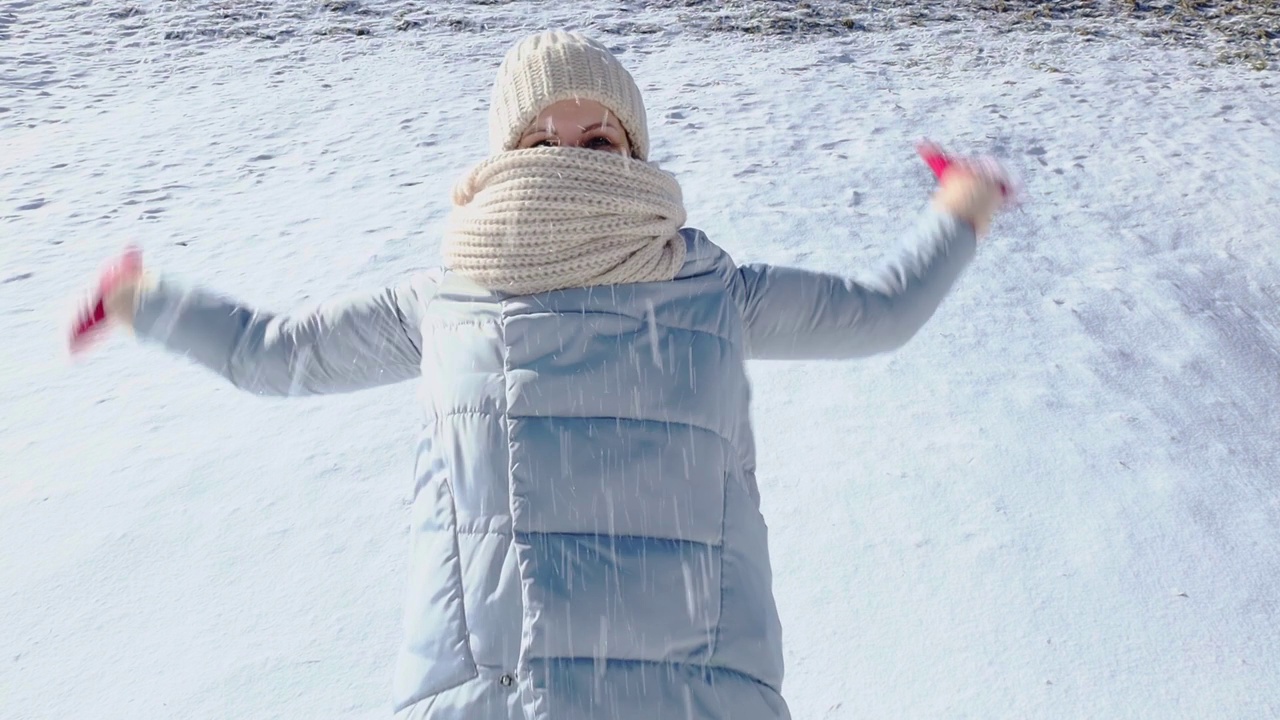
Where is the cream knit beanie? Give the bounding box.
[488,30,649,161]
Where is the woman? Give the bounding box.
[72,30,1008,720]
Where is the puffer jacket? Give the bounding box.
[131,207,977,719]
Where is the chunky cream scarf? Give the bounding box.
[442,147,687,295]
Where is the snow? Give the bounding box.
[4,2,1279,718]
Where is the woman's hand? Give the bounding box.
[69,247,146,355]
[931,168,1008,237]
[918,140,1015,238]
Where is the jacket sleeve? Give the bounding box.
[130,270,440,396]
[736,208,977,360]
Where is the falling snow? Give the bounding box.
[3,1,1280,719]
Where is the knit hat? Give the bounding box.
[488,31,650,161]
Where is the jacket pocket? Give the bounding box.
[394,463,479,711]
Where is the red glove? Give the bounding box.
[69,246,143,356]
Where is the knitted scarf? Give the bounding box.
[442,147,687,295]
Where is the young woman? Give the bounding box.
[72,30,1008,720]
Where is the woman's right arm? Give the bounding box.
[125,270,439,397]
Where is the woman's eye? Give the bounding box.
[534,139,558,148]
[586,136,615,150]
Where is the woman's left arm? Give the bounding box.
[735,206,977,360]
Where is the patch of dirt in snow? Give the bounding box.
[4,1,1276,70]
[646,1,1277,68]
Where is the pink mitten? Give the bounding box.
[69,246,143,356]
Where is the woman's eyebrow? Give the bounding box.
[578,121,618,132]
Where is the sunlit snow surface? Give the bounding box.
[3,2,1279,718]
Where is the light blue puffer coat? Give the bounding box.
[132,208,976,719]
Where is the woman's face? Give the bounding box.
[517,99,631,156]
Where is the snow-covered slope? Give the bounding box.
[3,2,1278,718]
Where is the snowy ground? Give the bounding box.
[3,2,1279,719]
